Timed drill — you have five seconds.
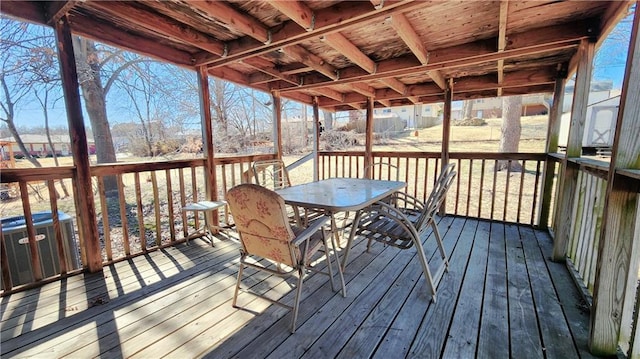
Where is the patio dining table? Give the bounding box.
[276,177,406,269]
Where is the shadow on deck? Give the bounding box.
[0,216,595,358]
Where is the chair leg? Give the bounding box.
[431,219,449,271]
[413,236,437,303]
[232,256,245,307]
[290,267,305,333]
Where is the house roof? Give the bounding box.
[1,1,633,112]
[0,135,95,144]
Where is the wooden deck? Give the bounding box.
[1,216,596,358]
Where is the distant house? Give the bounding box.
[0,134,96,158]
[373,103,442,129]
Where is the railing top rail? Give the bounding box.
[1,167,75,182]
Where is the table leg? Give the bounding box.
[341,210,362,270]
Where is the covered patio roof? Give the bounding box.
[2,1,632,111]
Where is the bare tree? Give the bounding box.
[0,19,49,168]
[34,87,70,198]
[496,95,523,171]
[462,99,474,119]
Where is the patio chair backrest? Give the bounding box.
[252,159,291,190]
[363,162,400,181]
[227,184,298,267]
[414,163,457,230]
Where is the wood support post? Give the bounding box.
[197,66,218,228]
[312,97,320,182]
[272,91,283,159]
[539,75,566,228]
[440,78,452,214]
[552,39,594,261]
[590,7,640,356]
[54,16,102,272]
[364,97,374,178]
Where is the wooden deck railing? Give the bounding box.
[0,153,275,293]
[319,151,548,226]
[564,159,609,298]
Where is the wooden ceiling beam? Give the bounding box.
[269,1,315,31]
[350,83,377,98]
[242,58,299,86]
[189,1,270,44]
[380,78,407,95]
[321,33,377,74]
[389,12,429,64]
[45,1,79,24]
[377,99,391,107]
[497,0,509,96]
[197,0,428,66]
[408,96,420,104]
[90,1,225,56]
[281,46,338,80]
[1,1,47,24]
[312,88,345,102]
[428,70,447,90]
[280,64,313,75]
[278,25,584,94]
[68,15,194,66]
[389,12,446,90]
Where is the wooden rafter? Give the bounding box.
[350,83,377,98]
[389,12,446,90]
[270,0,315,31]
[68,15,194,66]
[377,99,391,107]
[89,2,225,56]
[380,78,407,95]
[281,46,338,80]
[198,1,428,66]
[390,12,429,63]
[45,1,78,24]
[321,33,376,74]
[497,0,509,96]
[242,58,299,86]
[408,96,420,104]
[312,87,345,102]
[277,25,585,93]
[189,1,270,44]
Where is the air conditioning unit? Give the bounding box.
[1,210,80,288]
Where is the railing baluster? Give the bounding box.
[530,160,542,226]
[191,167,199,229]
[478,159,486,218]
[97,177,113,260]
[151,172,161,247]
[466,159,473,217]
[179,168,188,238]
[504,160,512,222]
[134,173,146,253]
[47,180,68,274]
[166,169,175,243]
[491,160,498,220]
[116,174,131,256]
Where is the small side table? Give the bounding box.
[183,200,228,246]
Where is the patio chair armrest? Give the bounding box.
[359,200,422,244]
[291,215,331,247]
[388,192,425,211]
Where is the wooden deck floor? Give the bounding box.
[1,216,596,358]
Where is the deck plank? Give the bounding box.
[477,222,510,358]
[526,227,598,359]
[505,224,543,359]
[520,225,580,359]
[441,219,488,358]
[405,218,479,358]
[369,216,467,359]
[335,217,458,359]
[0,217,598,359]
